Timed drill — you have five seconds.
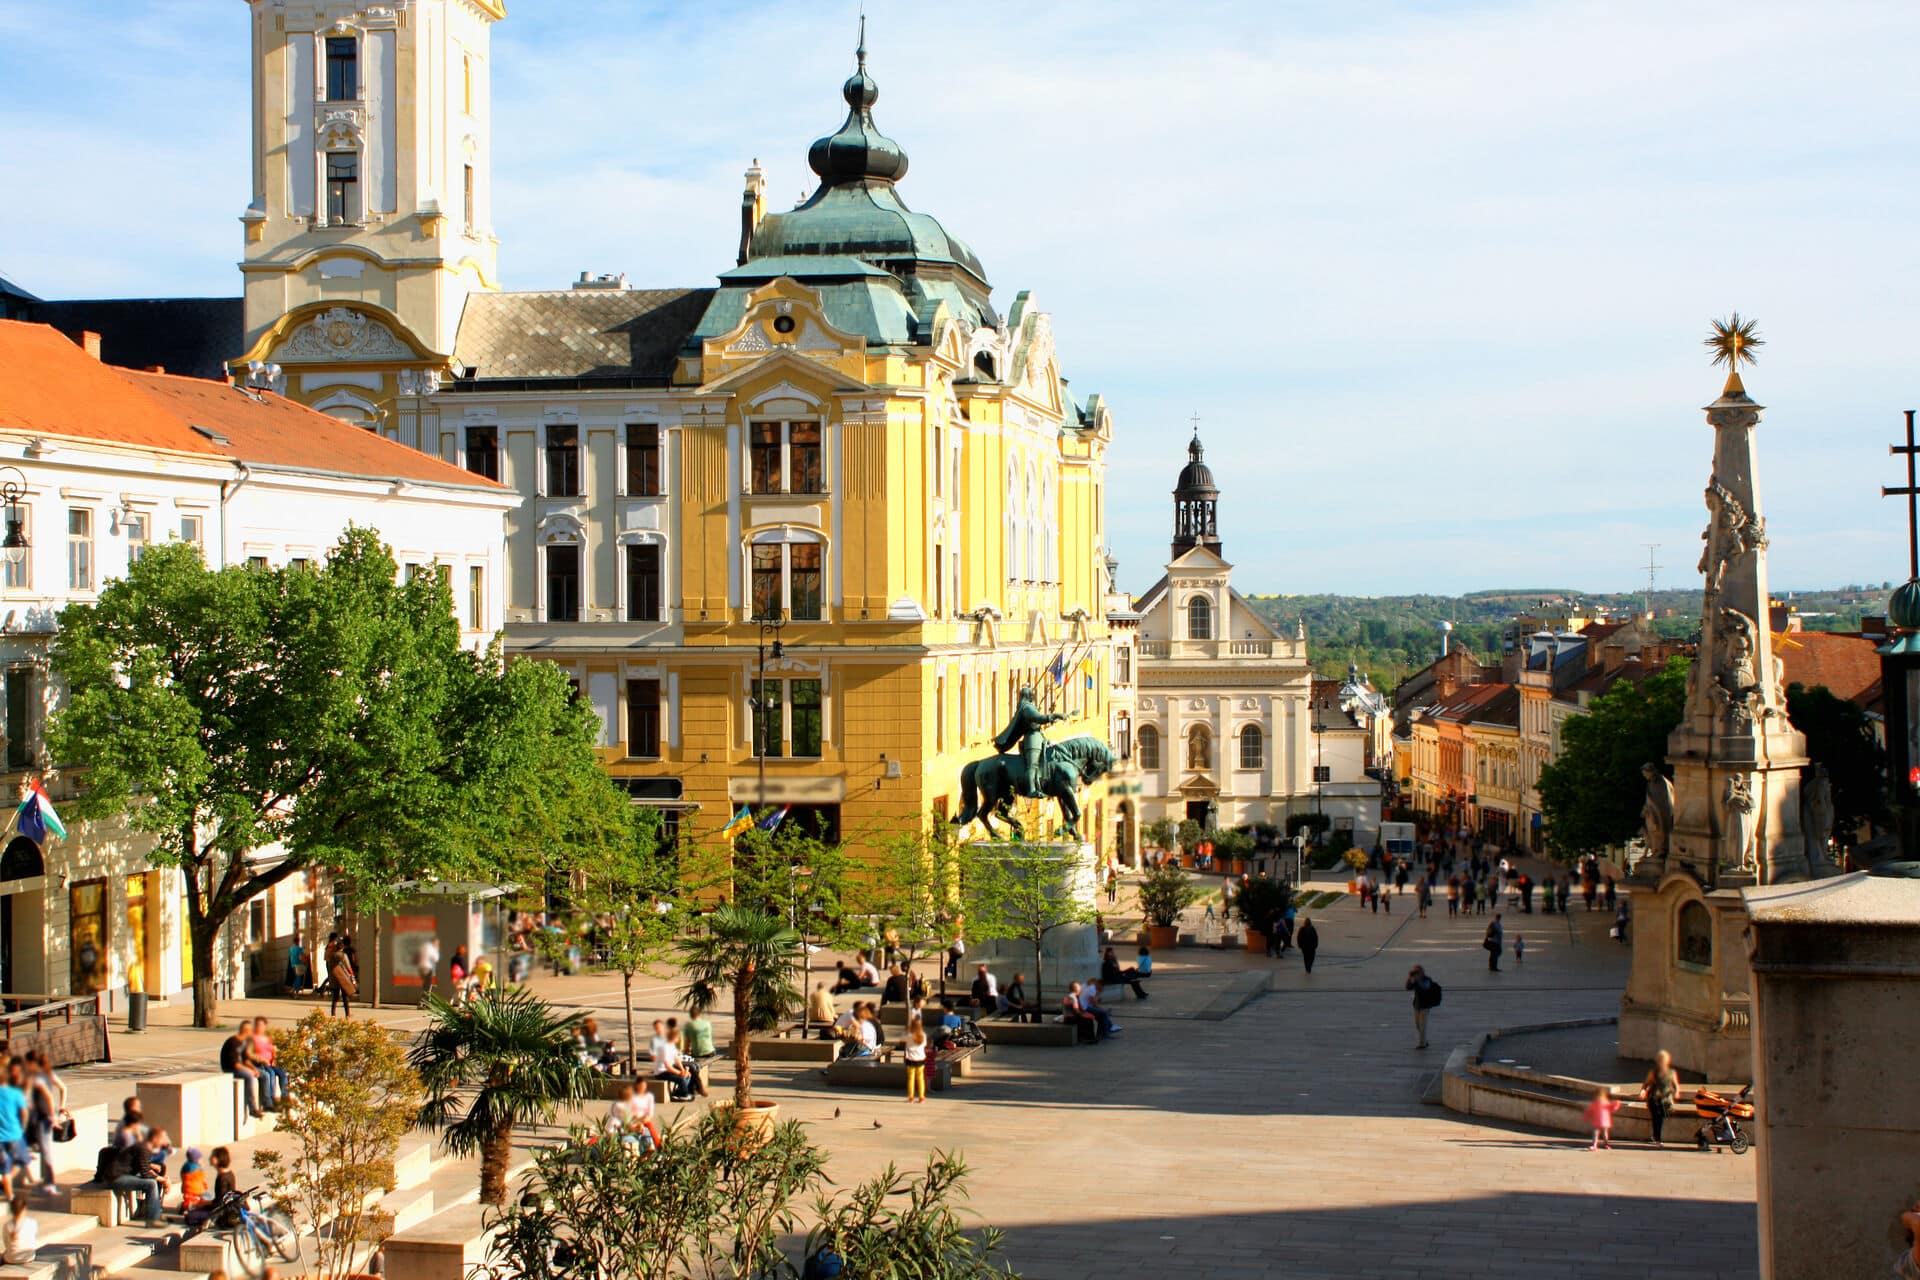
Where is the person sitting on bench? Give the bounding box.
[808,983,837,1037]
[880,964,911,1006]
[1002,973,1039,1021]
[1076,981,1120,1038]
[1100,948,1148,1000]
[1057,988,1099,1043]
[649,1020,700,1100]
[968,964,999,1013]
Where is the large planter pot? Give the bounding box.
[1146,925,1180,950]
[1244,929,1267,953]
[1231,859,1248,876]
[716,1099,781,1147]
[1179,854,1195,869]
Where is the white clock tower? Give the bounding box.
[236,0,504,425]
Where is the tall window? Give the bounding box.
[791,678,822,757]
[178,513,202,550]
[545,544,581,622]
[463,164,476,230]
[326,152,360,223]
[752,679,783,759]
[751,541,822,621]
[2,506,27,590]
[625,543,662,622]
[1186,724,1212,771]
[4,669,35,770]
[325,35,358,100]
[933,542,944,618]
[67,508,93,591]
[1238,724,1264,770]
[1137,724,1160,771]
[1116,646,1131,684]
[1024,466,1039,582]
[626,678,661,758]
[1004,460,1022,581]
[123,511,148,562]
[747,421,822,495]
[467,565,485,630]
[1187,595,1213,640]
[625,424,661,495]
[1116,712,1132,760]
[545,425,581,497]
[465,426,499,481]
[753,678,822,758]
[462,52,474,113]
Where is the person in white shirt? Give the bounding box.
[1078,981,1118,1038]
[649,1019,697,1100]
[968,964,998,1013]
[855,953,882,986]
[417,937,441,996]
[605,1082,658,1150]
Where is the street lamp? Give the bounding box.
[1293,831,1307,886]
[0,467,29,570]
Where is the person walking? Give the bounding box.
[1484,913,1504,972]
[1640,1049,1681,1147]
[1297,917,1319,974]
[1405,965,1440,1049]
[1584,1088,1622,1150]
[416,935,441,997]
[1513,933,1525,966]
[1604,876,1618,911]
[327,937,357,1018]
[1447,876,1459,918]
[1417,879,1431,919]
[902,1022,930,1103]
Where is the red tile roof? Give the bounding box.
[129,370,502,491]
[1778,631,1881,707]
[1429,682,1515,724]
[0,320,502,492]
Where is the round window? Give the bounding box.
[772,315,796,334]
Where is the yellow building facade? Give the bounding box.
[238,14,1118,857]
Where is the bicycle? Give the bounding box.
[179,1185,299,1279]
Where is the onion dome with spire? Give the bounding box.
[1172,432,1222,560]
[703,23,997,345]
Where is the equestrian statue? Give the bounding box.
[952,685,1116,841]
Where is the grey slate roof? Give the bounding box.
[26,297,243,381]
[452,288,714,382]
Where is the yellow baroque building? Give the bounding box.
[235,9,1118,858]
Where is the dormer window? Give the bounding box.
[325,36,358,101]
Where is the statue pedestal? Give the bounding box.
[1744,875,1920,1280]
[964,840,1101,999]
[1617,869,1753,1081]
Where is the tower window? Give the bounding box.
[545,544,581,622]
[625,678,661,759]
[464,426,499,481]
[545,425,581,497]
[326,36,358,101]
[325,152,360,224]
[1187,595,1213,641]
[463,165,476,230]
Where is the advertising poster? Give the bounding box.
[392,914,438,987]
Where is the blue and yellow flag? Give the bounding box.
[720,807,754,840]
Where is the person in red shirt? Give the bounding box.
[1584,1089,1622,1151]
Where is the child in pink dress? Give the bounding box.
[1585,1089,1622,1150]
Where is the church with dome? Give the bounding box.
[1132,436,1379,846]
[220,7,1118,857]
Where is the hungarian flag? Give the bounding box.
[15,778,67,843]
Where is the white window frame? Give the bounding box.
[540,533,585,624]
[745,419,823,496]
[619,533,668,623]
[66,506,95,593]
[621,422,666,498]
[746,528,825,622]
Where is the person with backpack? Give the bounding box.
[1405,965,1442,1049]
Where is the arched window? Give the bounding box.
[1,836,44,880]
[1238,724,1264,770]
[1024,464,1039,583]
[1677,901,1713,969]
[1004,458,1021,581]
[1137,724,1160,771]
[1187,595,1213,640]
[1187,724,1212,771]
[1040,469,1057,582]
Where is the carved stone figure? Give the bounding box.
[279,307,411,362]
[1723,774,1758,874]
[1698,478,1769,596]
[1641,763,1676,860]
[992,686,1064,799]
[1800,764,1834,875]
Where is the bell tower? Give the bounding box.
[236,0,503,424]
[1171,432,1222,560]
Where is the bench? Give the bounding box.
[596,1075,678,1104]
[822,1045,982,1093]
[977,1020,1080,1048]
[382,1202,496,1280]
[69,1185,131,1228]
[137,1071,258,1149]
[733,1034,839,1064]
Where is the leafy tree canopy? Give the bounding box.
[1785,682,1887,846]
[1536,656,1690,859]
[50,530,628,1025]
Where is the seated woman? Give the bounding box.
[831,959,862,994]
[1136,946,1154,977]
[1100,947,1148,1000]
[575,1018,617,1071]
[880,964,911,1006]
[605,1082,659,1151]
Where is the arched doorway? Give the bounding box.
[1,836,47,998]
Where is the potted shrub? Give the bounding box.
[1214,828,1256,876]
[679,905,802,1141]
[1175,819,1204,868]
[1341,847,1369,891]
[1142,817,1178,863]
[1137,862,1199,950]
[1231,876,1292,954]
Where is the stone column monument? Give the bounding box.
[1620,317,1811,1078]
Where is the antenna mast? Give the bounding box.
[1641,543,1662,615]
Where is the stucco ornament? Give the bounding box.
[1723,774,1758,874]
[280,307,411,362]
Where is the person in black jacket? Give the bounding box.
[1099,948,1147,1000]
[1406,966,1440,1050]
[1297,917,1320,974]
[96,1131,163,1226]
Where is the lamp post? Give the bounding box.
[1293,831,1307,886]
[0,467,30,572]
[753,610,789,816]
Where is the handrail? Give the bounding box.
[0,993,103,1027]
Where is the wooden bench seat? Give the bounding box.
[822,1045,982,1093]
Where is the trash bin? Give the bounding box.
[127,991,148,1032]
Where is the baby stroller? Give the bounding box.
[1691,1084,1755,1154]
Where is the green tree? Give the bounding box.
[1786,682,1888,847]
[255,1012,423,1280]
[804,1149,1014,1280]
[1537,657,1691,858]
[1135,862,1199,928]
[961,842,1098,1006]
[49,532,627,1025]
[410,988,602,1205]
[853,820,967,984]
[678,905,804,1114]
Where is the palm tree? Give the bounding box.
[678,905,802,1113]
[408,988,601,1205]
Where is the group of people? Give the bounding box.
[219,1017,289,1119]
[0,1045,68,1206]
[1582,1049,1686,1151]
[88,1095,236,1230]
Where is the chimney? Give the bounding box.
[737,158,767,267]
[81,331,101,360]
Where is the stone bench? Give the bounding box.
[69,1184,136,1229]
[732,1034,839,1064]
[47,1102,109,1177]
[977,1020,1080,1048]
[823,1046,981,1093]
[595,1075,678,1104]
[137,1071,271,1149]
[382,1202,495,1280]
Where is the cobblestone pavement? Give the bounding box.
[79,871,1759,1278]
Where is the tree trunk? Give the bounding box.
[733,963,753,1111]
[480,1123,513,1206]
[1031,934,1045,1009]
[190,918,219,1029]
[622,968,637,1072]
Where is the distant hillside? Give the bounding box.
[1239,585,1894,693]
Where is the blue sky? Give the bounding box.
[3,1,1917,597]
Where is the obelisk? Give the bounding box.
[1663,316,1809,886]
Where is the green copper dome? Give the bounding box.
[1891,579,1920,631]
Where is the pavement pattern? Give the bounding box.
[71,869,1759,1280]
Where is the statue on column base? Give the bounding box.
[1640,763,1675,873]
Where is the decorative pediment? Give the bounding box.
[315,107,364,151]
[274,306,415,363]
[698,347,867,401]
[1178,773,1220,797]
[703,278,867,384]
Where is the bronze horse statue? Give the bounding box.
[952,735,1116,842]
